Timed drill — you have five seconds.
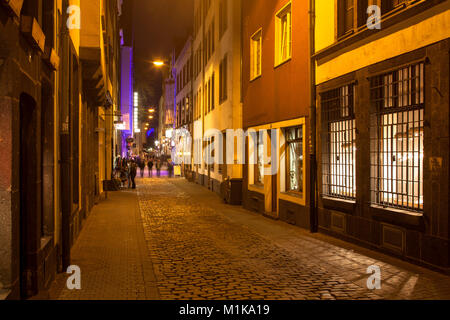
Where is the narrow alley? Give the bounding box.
[45,176,450,300]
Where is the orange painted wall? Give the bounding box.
[242,0,311,129]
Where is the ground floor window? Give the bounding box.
[321,84,356,200]
[370,62,424,212]
[285,126,303,193]
[255,140,264,185]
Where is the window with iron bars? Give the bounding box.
[321,84,356,200]
[370,62,424,212]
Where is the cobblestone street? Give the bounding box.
[47,177,450,300]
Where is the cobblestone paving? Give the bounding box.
[44,177,450,300]
[138,178,450,300]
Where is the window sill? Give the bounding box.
[281,191,302,199]
[274,57,291,69]
[249,184,264,194]
[370,205,425,231]
[280,191,306,206]
[322,196,356,214]
[250,74,261,82]
[251,183,264,189]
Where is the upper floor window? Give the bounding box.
[250,29,262,80]
[219,0,228,39]
[275,2,292,66]
[219,54,228,103]
[337,0,412,38]
[338,0,355,37]
[381,0,408,14]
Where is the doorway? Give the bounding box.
[19,93,41,298]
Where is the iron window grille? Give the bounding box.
[321,84,356,200]
[370,62,424,212]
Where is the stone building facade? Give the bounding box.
[0,0,121,299]
[314,0,450,271]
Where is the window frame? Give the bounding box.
[321,83,357,201]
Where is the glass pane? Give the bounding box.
[288,141,302,192]
[257,142,264,184]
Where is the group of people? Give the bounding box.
[115,157,138,189]
[114,155,175,189]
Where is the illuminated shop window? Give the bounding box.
[256,141,265,185]
[285,126,303,193]
[370,63,424,212]
[321,84,356,200]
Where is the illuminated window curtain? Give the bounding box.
[256,142,264,185]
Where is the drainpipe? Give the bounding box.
[60,0,72,269]
[309,0,318,233]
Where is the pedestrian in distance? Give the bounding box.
[148,158,154,177]
[156,159,161,177]
[120,166,128,188]
[126,159,133,188]
[139,158,146,178]
[168,160,174,178]
[129,160,137,189]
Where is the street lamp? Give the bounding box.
[153,60,165,67]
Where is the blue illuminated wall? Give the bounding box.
[120,46,134,157]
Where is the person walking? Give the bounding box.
[126,159,132,188]
[129,159,137,189]
[168,160,174,178]
[120,162,128,188]
[147,158,154,177]
[139,158,146,178]
[156,159,161,177]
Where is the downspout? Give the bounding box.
[190,37,194,172]
[60,0,71,269]
[309,0,318,233]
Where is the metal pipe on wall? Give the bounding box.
[309,0,318,233]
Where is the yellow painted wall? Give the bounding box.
[316,2,450,84]
[314,0,335,53]
[68,0,80,56]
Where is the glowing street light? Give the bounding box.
[153,60,165,67]
[149,115,154,119]
[148,108,155,113]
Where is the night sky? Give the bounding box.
[123,0,194,108]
